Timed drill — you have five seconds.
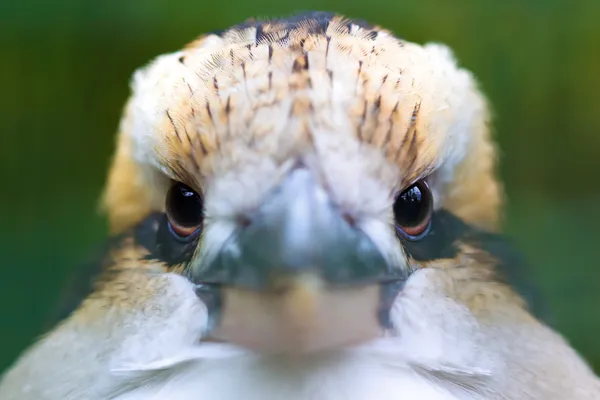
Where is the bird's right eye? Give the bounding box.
[393,180,433,240]
[165,182,204,240]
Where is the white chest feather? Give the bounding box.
[97,273,490,400]
[112,354,466,400]
[4,274,598,399]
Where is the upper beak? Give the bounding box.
[192,167,405,291]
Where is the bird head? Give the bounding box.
[98,12,518,355]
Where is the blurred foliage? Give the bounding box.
[1,0,599,374]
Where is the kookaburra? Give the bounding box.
[1,12,598,400]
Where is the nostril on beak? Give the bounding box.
[237,214,252,228]
[289,159,307,172]
[342,211,356,227]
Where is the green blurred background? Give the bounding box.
[1,0,599,374]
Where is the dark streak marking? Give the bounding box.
[225,96,232,116]
[213,76,220,96]
[171,159,196,187]
[399,101,421,171]
[403,129,419,175]
[268,71,273,91]
[205,100,215,125]
[185,122,206,158]
[362,78,370,91]
[396,102,421,162]
[292,53,309,72]
[229,49,235,66]
[178,56,186,64]
[299,38,306,49]
[409,102,421,127]
[166,110,183,143]
[225,96,232,138]
[327,69,333,82]
[373,95,382,114]
[185,83,194,96]
[361,99,368,121]
[337,44,351,53]
[381,101,398,149]
[355,60,363,94]
[192,153,202,172]
[268,44,274,63]
[188,146,203,172]
[305,15,330,35]
[246,44,254,59]
[357,99,368,140]
[368,96,382,144]
[365,30,378,40]
[396,126,412,162]
[182,125,193,146]
[255,25,266,43]
[198,134,208,156]
[382,74,388,85]
[325,35,331,58]
[241,61,247,82]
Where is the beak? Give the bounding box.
[192,168,405,291]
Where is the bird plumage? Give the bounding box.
[1,11,599,400]
[103,12,500,234]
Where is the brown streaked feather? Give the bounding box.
[103,11,502,235]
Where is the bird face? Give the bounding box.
[4,13,600,400]
[98,12,508,354]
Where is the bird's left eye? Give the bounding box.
[166,182,204,239]
[393,180,433,240]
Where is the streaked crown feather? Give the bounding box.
[102,12,502,234]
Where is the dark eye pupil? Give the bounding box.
[167,183,204,227]
[393,183,430,227]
